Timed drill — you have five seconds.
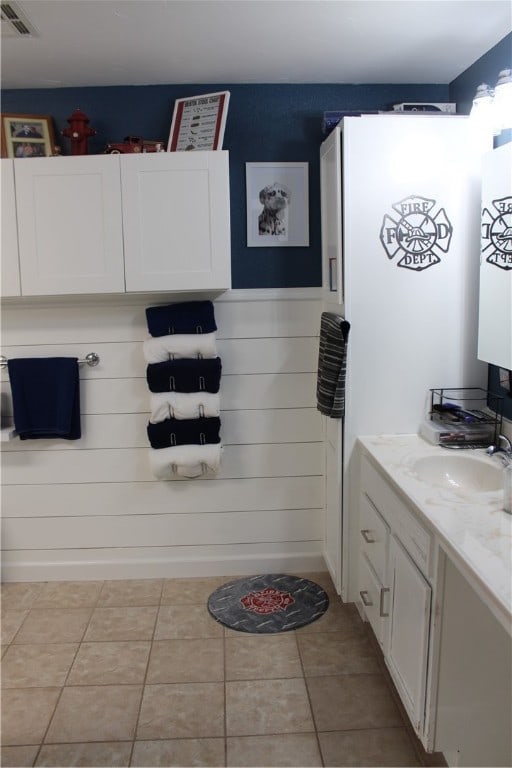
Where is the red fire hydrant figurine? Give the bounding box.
[62,108,96,155]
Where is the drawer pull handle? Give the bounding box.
[359,590,373,607]
[379,587,390,617]
[361,529,375,544]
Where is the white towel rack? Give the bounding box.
[0,352,100,368]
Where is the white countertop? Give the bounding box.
[357,434,512,635]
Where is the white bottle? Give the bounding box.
[504,463,512,515]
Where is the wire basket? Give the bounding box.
[427,387,503,449]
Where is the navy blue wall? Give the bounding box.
[2,82,450,288]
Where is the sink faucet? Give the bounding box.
[486,434,512,466]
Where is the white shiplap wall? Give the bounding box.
[1,290,325,581]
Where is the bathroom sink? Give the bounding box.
[411,454,502,493]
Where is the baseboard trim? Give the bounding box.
[1,552,326,582]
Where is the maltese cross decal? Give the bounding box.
[481,196,512,271]
[380,195,453,271]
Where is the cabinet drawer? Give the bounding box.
[358,553,389,647]
[361,456,432,577]
[360,493,388,584]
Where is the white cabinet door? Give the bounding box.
[324,419,342,592]
[1,159,21,297]
[358,553,389,647]
[320,127,343,305]
[121,151,231,292]
[386,535,431,734]
[14,155,125,295]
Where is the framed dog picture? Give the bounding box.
[246,162,309,247]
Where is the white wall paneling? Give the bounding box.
[1,294,325,580]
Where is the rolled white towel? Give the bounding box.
[149,444,222,479]
[149,392,221,424]
[143,332,217,363]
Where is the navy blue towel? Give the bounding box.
[147,357,222,393]
[146,301,217,337]
[147,416,221,449]
[7,357,81,440]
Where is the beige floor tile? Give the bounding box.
[307,674,403,731]
[161,576,226,605]
[35,741,132,767]
[298,631,380,676]
[227,733,322,767]
[32,581,103,609]
[155,604,224,639]
[83,606,157,641]
[131,738,226,767]
[318,727,421,766]
[13,609,92,644]
[2,643,78,688]
[296,601,362,634]
[226,678,314,737]
[1,583,43,611]
[1,745,39,767]
[45,685,142,743]
[146,638,224,683]
[66,641,150,685]
[225,633,302,680]
[1,610,29,645]
[97,579,163,607]
[296,571,338,597]
[137,682,225,739]
[1,687,60,746]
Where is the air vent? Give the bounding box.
[1,1,37,37]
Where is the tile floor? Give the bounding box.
[1,572,434,767]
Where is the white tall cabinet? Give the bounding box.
[319,115,490,602]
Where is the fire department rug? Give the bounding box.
[207,574,329,633]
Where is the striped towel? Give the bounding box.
[316,313,350,419]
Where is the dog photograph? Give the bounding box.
[258,182,291,237]
[246,162,309,247]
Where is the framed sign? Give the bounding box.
[1,113,55,158]
[168,91,230,152]
[246,162,309,247]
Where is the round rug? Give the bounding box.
[207,574,329,633]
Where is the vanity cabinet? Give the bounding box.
[358,453,433,738]
[2,152,231,298]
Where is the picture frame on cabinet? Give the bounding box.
[168,91,230,151]
[1,113,56,158]
[246,162,309,247]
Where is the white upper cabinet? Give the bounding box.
[2,151,231,298]
[14,155,125,296]
[121,151,231,292]
[1,160,21,297]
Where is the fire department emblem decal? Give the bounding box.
[380,195,453,271]
[481,196,512,271]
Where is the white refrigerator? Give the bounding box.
[319,114,491,599]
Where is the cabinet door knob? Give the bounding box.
[359,590,373,607]
[361,529,375,543]
[379,587,390,617]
